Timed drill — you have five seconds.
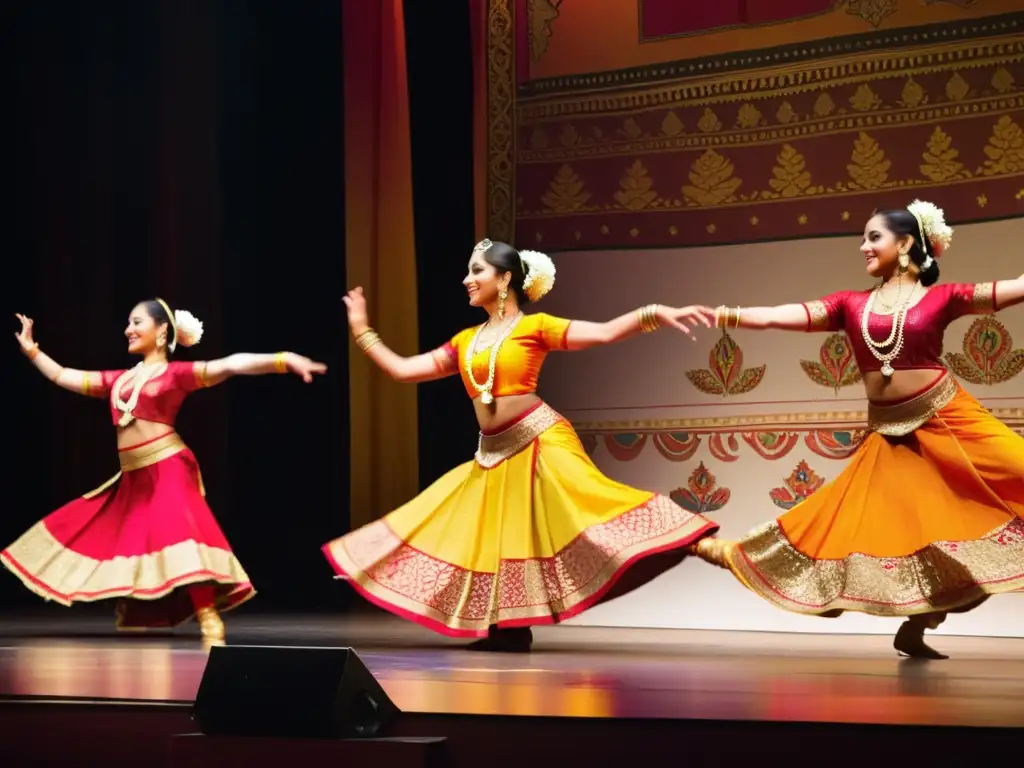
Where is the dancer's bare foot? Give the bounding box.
[465,626,533,653]
[687,537,733,569]
[894,616,948,660]
[197,606,226,642]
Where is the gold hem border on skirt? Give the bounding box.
[0,521,254,609]
[727,517,1024,618]
[326,493,715,636]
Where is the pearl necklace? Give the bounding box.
[464,312,522,405]
[112,362,167,427]
[860,282,916,378]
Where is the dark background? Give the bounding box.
[2,0,478,615]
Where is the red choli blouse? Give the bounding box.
[801,282,998,373]
[97,360,208,427]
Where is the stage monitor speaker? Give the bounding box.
[192,645,400,739]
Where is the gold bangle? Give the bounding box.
[24,343,40,361]
[637,304,659,333]
[355,329,382,353]
[274,352,289,374]
[732,307,743,329]
[714,305,727,329]
[81,373,91,396]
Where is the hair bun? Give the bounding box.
[173,309,204,349]
[906,199,953,257]
[519,250,556,302]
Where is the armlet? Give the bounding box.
[973,282,996,313]
[431,343,458,374]
[802,300,831,331]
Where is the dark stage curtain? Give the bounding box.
[3,0,347,614]
[404,0,481,484]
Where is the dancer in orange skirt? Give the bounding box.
[324,240,720,651]
[6,300,326,641]
[689,200,1024,659]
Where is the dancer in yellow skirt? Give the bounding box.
[324,239,719,651]
[689,200,1024,659]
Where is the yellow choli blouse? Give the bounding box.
[440,313,572,400]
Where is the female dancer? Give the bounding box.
[6,299,326,641]
[324,239,720,652]
[689,200,1024,659]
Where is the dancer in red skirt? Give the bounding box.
[5,299,326,641]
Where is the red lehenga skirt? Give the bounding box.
[324,402,719,638]
[1,431,254,629]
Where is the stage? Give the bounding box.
[2,609,1024,766]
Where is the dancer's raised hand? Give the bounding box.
[342,288,369,334]
[14,313,36,353]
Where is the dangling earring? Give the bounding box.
[898,250,910,271]
[498,288,507,321]
[157,334,166,349]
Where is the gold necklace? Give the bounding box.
[464,313,522,405]
[860,282,917,378]
[112,362,167,427]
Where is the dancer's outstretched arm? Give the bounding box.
[200,352,326,387]
[15,313,107,396]
[563,304,715,350]
[712,302,812,332]
[343,288,459,384]
[989,274,1024,311]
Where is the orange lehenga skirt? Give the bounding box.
[1,431,254,629]
[715,373,1024,618]
[323,402,719,638]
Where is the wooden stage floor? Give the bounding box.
[3,609,1024,728]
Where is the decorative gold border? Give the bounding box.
[729,517,1024,617]
[523,12,1024,98]
[569,406,1024,433]
[487,0,516,241]
[517,35,1024,122]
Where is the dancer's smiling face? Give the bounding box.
[861,213,913,280]
[463,251,508,309]
[125,302,171,356]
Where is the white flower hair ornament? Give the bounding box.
[906,199,954,264]
[519,249,556,302]
[171,309,204,351]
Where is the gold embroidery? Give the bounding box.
[766,144,817,199]
[613,160,661,210]
[731,517,1024,617]
[1,524,253,615]
[195,361,209,388]
[541,165,593,213]
[476,403,563,469]
[921,126,967,182]
[980,115,1024,177]
[804,300,830,331]
[847,131,891,190]
[973,281,996,312]
[866,373,957,437]
[487,0,515,241]
[527,0,561,63]
[570,405,1024,433]
[682,150,742,207]
[327,494,715,634]
[118,432,187,472]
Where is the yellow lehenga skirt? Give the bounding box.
[323,402,718,637]
[713,373,1024,617]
